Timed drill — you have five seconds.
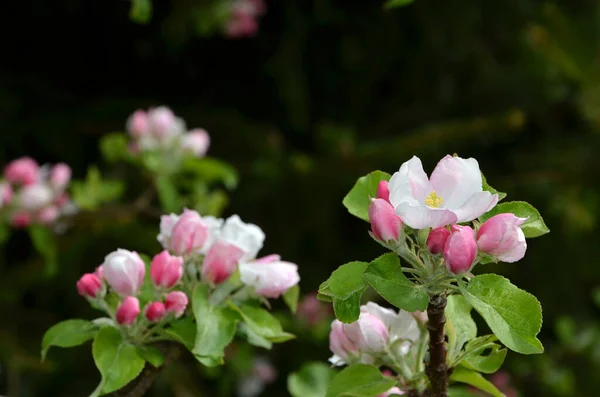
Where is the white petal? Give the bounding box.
[361,302,398,329]
[395,201,457,229]
[452,191,498,223]
[328,355,346,366]
[389,310,420,346]
[388,156,433,207]
[221,215,265,260]
[430,155,483,209]
[497,227,527,263]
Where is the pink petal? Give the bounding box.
[452,191,498,223]
[430,155,483,208]
[394,201,457,229]
[388,156,433,206]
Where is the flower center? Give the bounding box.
[425,191,443,208]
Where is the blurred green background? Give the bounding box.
[1,0,600,396]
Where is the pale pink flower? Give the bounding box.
[477,213,527,263]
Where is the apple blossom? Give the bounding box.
[4,157,39,185]
[18,184,54,211]
[145,302,166,322]
[181,129,210,157]
[388,155,498,229]
[102,249,146,296]
[150,250,183,288]
[443,225,477,274]
[477,213,527,263]
[165,291,188,317]
[369,198,403,242]
[169,210,210,255]
[329,320,359,366]
[377,180,390,202]
[76,273,103,298]
[116,296,140,325]
[427,227,451,255]
[126,109,149,137]
[49,163,71,191]
[239,254,300,298]
[38,206,59,224]
[379,387,405,397]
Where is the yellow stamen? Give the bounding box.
[425,191,443,208]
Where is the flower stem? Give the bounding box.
[426,293,449,397]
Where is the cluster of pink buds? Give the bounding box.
[77,249,188,327]
[1,157,74,227]
[368,155,528,274]
[158,209,300,298]
[126,106,210,158]
[225,0,266,38]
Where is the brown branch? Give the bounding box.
[426,293,448,397]
[109,343,184,397]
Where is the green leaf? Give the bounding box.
[91,327,145,396]
[445,295,477,365]
[283,285,300,314]
[342,171,391,221]
[448,386,483,397]
[319,261,369,323]
[363,253,428,312]
[450,367,504,397]
[164,316,196,350]
[326,364,396,397]
[384,0,415,9]
[99,133,130,163]
[479,201,549,238]
[135,345,165,368]
[459,274,544,354]
[481,172,507,201]
[461,337,507,374]
[317,281,334,303]
[191,285,238,366]
[71,166,124,211]
[181,157,239,190]
[130,0,152,24]
[41,319,97,360]
[155,175,182,212]
[288,362,336,397]
[239,323,273,349]
[228,303,295,343]
[29,224,57,276]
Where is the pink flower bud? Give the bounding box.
[343,312,390,354]
[239,255,300,298]
[145,301,166,322]
[378,387,404,397]
[443,225,477,274]
[50,163,71,190]
[116,296,140,325]
[477,213,527,263]
[4,157,39,185]
[127,110,149,137]
[369,198,402,242]
[102,249,146,296]
[181,129,210,157]
[18,184,54,210]
[225,13,259,38]
[329,320,358,362]
[148,107,182,139]
[76,273,103,298]
[202,241,244,284]
[165,291,188,317]
[427,227,451,254]
[38,206,59,224]
[11,212,31,228]
[150,250,183,288]
[298,292,332,326]
[170,210,209,256]
[377,180,390,202]
[0,182,13,207]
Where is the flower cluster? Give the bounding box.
[127,106,210,158]
[369,155,528,275]
[225,0,266,38]
[158,209,300,298]
[76,209,299,337]
[1,157,74,227]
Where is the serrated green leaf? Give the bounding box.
[135,345,165,368]
[342,171,391,221]
[164,316,196,349]
[191,284,238,365]
[459,274,544,354]
[41,319,97,360]
[283,285,300,314]
[450,367,504,397]
[461,337,507,374]
[228,302,295,343]
[319,261,369,323]
[91,327,145,396]
[445,295,477,365]
[288,362,336,397]
[363,253,428,312]
[479,201,549,238]
[326,364,396,397]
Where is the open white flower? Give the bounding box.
[388,155,498,229]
